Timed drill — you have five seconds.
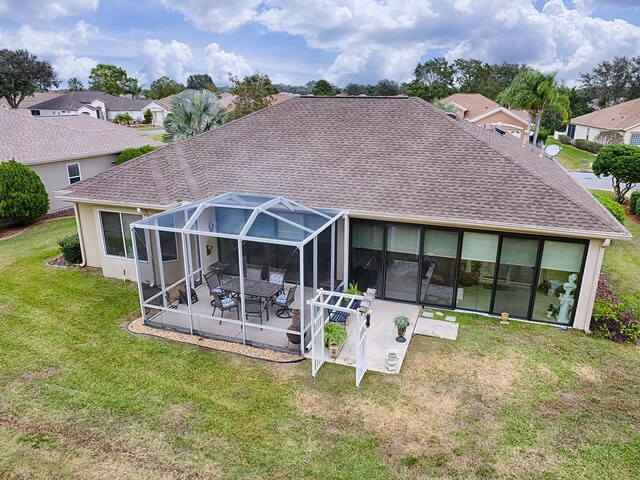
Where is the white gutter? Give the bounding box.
[3,144,164,167]
[54,193,179,211]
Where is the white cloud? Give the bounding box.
[204,42,253,82]
[157,0,261,33]
[0,0,98,21]
[140,39,194,84]
[1,21,99,81]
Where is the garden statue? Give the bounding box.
[557,273,577,324]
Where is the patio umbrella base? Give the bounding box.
[395,336,407,343]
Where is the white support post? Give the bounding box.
[237,239,247,345]
[313,236,318,295]
[342,214,349,288]
[131,226,147,323]
[154,226,167,308]
[299,245,305,355]
[181,233,194,335]
[330,223,335,291]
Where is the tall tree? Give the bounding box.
[313,79,334,96]
[498,70,570,145]
[453,59,500,99]
[88,63,137,96]
[163,89,226,142]
[228,73,278,120]
[344,83,368,96]
[491,61,531,93]
[374,79,400,96]
[579,56,640,108]
[0,49,59,108]
[186,74,218,93]
[147,76,185,99]
[541,86,592,132]
[67,77,84,92]
[404,58,456,102]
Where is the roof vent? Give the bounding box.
[445,112,458,120]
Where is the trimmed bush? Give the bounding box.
[143,108,152,124]
[558,134,572,145]
[0,159,49,225]
[115,145,156,165]
[574,139,603,154]
[58,233,82,264]
[592,191,625,224]
[537,128,549,144]
[629,190,640,216]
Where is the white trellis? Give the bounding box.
[307,288,375,388]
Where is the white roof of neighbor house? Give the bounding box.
[0,109,162,165]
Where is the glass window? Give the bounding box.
[456,232,499,312]
[100,211,147,260]
[421,229,459,307]
[631,133,640,146]
[384,225,420,302]
[532,241,585,324]
[67,163,81,184]
[492,237,539,318]
[351,222,384,293]
[157,216,178,261]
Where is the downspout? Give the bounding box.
[73,203,87,267]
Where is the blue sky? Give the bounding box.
[1,0,640,88]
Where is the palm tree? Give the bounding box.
[498,70,570,145]
[163,89,227,142]
[67,77,83,91]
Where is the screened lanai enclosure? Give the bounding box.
[130,193,347,354]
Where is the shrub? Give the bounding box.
[113,112,133,125]
[592,191,625,224]
[0,160,49,224]
[630,190,640,216]
[590,275,640,343]
[58,233,82,264]
[594,129,623,146]
[536,127,549,144]
[574,139,603,154]
[115,145,156,165]
[143,108,152,124]
[558,134,572,145]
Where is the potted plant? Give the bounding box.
[324,322,347,358]
[394,314,410,342]
[206,240,215,256]
[342,282,362,308]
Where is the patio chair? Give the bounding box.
[245,263,263,281]
[268,266,286,294]
[211,291,239,323]
[204,271,226,300]
[273,284,297,318]
[244,297,269,328]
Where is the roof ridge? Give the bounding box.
[430,101,613,231]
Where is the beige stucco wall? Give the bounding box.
[573,124,605,142]
[572,238,607,332]
[30,154,117,211]
[475,111,528,140]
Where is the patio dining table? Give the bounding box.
[221,278,282,299]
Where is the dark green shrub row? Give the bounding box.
[558,134,572,145]
[574,139,603,154]
[115,145,156,165]
[592,192,625,224]
[629,190,640,216]
[0,160,49,225]
[58,233,82,264]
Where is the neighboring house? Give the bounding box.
[56,96,630,333]
[159,92,295,113]
[442,93,530,141]
[28,91,168,125]
[0,91,64,111]
[1,109,162,211]
[566,98,640,145]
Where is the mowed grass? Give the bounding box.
[1,219,640,479]
[546,138,595,171]
[146,133,165,143]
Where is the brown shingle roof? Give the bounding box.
[571,98,640,131]
[0,109,162,164]
[442,93,529,122]
[28,91,157,112]
[58,96,627,238]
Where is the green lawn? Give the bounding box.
[1,219,639,479]
[546,138,595,171]
[146,133,165,143]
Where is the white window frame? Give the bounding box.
[66,162,82,185]
[630,133,640,146]
[98,209,149,262]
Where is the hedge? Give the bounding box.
[115,145,156,165]
[592,191,625,224]
[0,160,49,225]
[558,134,572,145]
[630,190,640,216]
[574,139,603,154]
[58,234,82,264]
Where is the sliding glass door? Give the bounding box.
[456,232,499,312]
[384,225,421,302]
[421,229,459,306]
